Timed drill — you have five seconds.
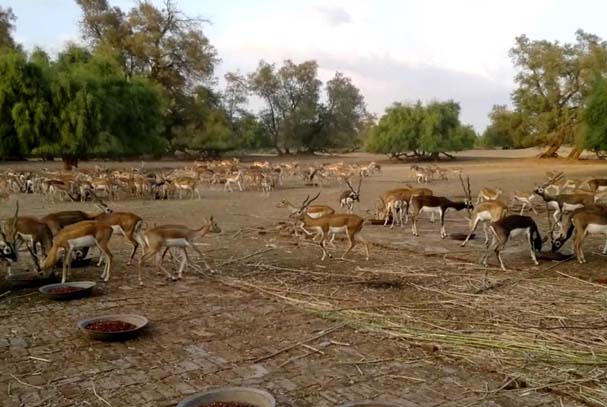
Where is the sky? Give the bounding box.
[4,0,607,131]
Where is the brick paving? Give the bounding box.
[0,265,579,407]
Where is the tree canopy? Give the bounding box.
[365,101,476,159]
[583,77,607,158]
[0,6,16,50]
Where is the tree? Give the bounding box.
[0,50,50,159]
[76,0,218,144]
[365,100,476,160]
[29,45,167,168]
[583,78,607,158]
[510,31,607,158]
[480,105,528,149]
[309,72,368,151]
[0,6,16,50]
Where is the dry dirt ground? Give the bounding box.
[2,150,607,407]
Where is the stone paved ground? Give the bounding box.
[0,253,581,407]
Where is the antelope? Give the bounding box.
[291,194,369,261]
[0,203,20,275]
[380,190,414,228]
[3,213,53,270]
[587,178,607,193]
[480,215,546,271]
[510,191,538,215]
[376,187,433,225]
[411,165,429,183]
[174,177,201,199]
[551,206,607,263]
[139,217,221,284]
[339,178,362,213]
[534,172,595,225]
[224,170,243,192]
[461,200,508,247]
[277,197,336,237]
[476,187,503,203]
[410,195,473,238]
[42,221,114,283]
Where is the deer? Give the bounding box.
[139,217,221,284]
[173,177,201,199]
[410,193,473,238]
[480,215,546,271]
[0,203,21,275]
[476,187,503,203]
[339,177,362,214]
[41,221,114,283]
[551,205,607,263]
[410,165,429,183]
[376,187,433,226]
[291,193,369,261]
[459,175,508,246]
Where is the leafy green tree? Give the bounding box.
[366,100,475,159]
[510,30,607,158]
[0,6,16,50]
[480,105,529,148]
[583,77,607,158]
[28,45,166,168]
[0,50,50,159]
[76,0,218,144]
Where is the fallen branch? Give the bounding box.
[91,381,112,407]
[254,323,346,363]
[216,247,274,267]
[10,374,43,390]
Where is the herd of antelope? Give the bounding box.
[2,159,607,286]
[0,160,383,202]
[279,168,607,271]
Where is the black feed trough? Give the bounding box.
[78,314,148,341]
[536,252,573,261]
[5,272,57,288]
[449,233,475,241]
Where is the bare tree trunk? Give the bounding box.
[62,156,78,171]
[537,144,561,158]
[567,148,583,159]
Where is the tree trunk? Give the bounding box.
[567,148,583,159]
[62,156,78,171]
[537,144,561,158]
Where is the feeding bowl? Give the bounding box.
[367,219,387,225]
[338,402,405,407]
[39,281,96,301]
[449,233,475,241]
[177,387,276,407]
[5,271,57,288]
[77,314,148,341]
[536,252,573,261]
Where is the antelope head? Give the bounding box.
[535,171,564,196]
[290,192,321,219]
[0,201,20,263]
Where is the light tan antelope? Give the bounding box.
[224,170,243,192]
[42,221,114,283]
[461,200,508,246]
[139,217,221,284]
[510,191,538,215]
[476,187,503,203]
[552,206,607,263]
[174,177,201,199]
[291,194,369,261]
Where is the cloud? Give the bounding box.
[315,6,352,26]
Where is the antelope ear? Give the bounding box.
[209,216,214,222]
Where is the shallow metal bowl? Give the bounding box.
[177,387,276,407]
[39,281,96,301]
[77,314,148,341]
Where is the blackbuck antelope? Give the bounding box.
[587,178,607,192]
[3,214,53,271]
[277,198,335,237]
[481,215,546,271]
[476,187,503,203]
[42,221,114,283]
[139,217,221,284]
[410,196,472,238]
[0,203,20,274]
[510,191,538,215]
[339,178,362,213]
[551,206,607,263]
[291,194,369,261]
[534,187,595,225]
[410,165,429,183]
[376,187,433,227]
